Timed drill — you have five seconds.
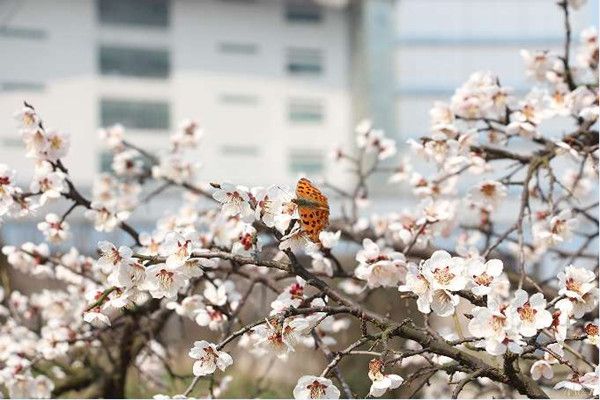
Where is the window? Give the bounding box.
[286,48,323,75]
[99,151,113,172]
[0,26,46,40]
[285,0,322,23]
[219,94,259,106]
[289,149,324,174]
[97,0,169,27]
[218,0,257,3]
[100,99,170,130]
[288,99,324,123]
[218,42,259,55]
[99,46,170,78]
[1,82,45,92]
[221,145,259,156]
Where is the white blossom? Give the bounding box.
[530,343,563,381]
[554,376,584,392]
[367,359,403,397]
[319,230,341,249]
[112,149,144,177]
[159,231,196,269]
[83,309,112,327]
[400,251,467,318]
[85,201,129,232]
[532,209,578,247]
[98,124,125,151]
[580,366,600,397]
[469,180,507,211]
[212,183,253,218]
[43,130,70,161]
[195,304,228,331]
[279,230,319,254]
[271,277,306,313]
[507,289,552,337]
[166,294,203,319]
[107,258,146,289]
[37,213,70,243]
[293,375,340,399]
[251,317,308,358]
[311,253,334,277]
[30,162,66,205]
[189,340,233,376]
[556,265,598,318]
[96,241,133,274]
[143,263,187,299]
[354,239,407,288]
[466,258,508,298]
[468,297,524,355]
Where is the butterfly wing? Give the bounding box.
[298,207,329,242]
[296,178,328,206]
[296,178,329,243]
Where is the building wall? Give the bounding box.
[0,0,351,190]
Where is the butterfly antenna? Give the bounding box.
[273,184,293,197]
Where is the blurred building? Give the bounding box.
[0,0,362,189]
[2,0,595,188]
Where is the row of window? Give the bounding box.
[98,45,324,79]
[95,0,324,176]
[0,26,47,40]
[99,46,170,78]
[98,148,324,174]
[100,99,171,130]
[97,0,323,28]
[0,81,45,92]
[99,98,325,130]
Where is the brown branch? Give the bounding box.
[452,369,485,399]
[558,1,576,90]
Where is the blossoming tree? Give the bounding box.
[0,1,598,398]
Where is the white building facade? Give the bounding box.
[4,0,592,188]
[0,0,354,188]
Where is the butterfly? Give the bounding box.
[292,178,330,243]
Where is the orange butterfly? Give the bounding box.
[292,178,330,243]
